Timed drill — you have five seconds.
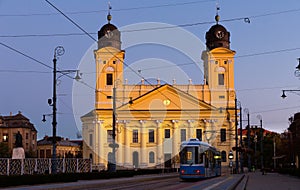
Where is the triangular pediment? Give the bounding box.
[118,84,215,111]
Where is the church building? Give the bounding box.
[81,12,237,170]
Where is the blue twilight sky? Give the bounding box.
[1,0,300,140]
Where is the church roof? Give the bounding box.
[0,112,37,132]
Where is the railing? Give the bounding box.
[0,158,92,176]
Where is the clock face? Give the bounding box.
[216,30,225,39]
[105,30,113,38]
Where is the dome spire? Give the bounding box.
[215,2,220,24]
[107,2,112,23]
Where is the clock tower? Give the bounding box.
[94,12,125,109]
[202,14,236,108]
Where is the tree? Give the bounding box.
[0,143,10,158]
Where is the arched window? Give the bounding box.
[221,151,227,162]
[149,152,155,163]
[133,151,139,168]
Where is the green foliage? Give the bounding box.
[0,143,10,158]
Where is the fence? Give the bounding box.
[0,158,92,176]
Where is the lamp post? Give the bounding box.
[228,150,234,174]
[257,114,264,174]
[244,108,251,171]
[45,46,81,174]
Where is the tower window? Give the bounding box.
[106,73,113,85]
[218,73,224,85]
[165,129,170,138]
[224,60,227,64]
[107,130,113,143]
[181,129,186,142]
[113,60,116,64]
[89,134,93,147]
[103,60,106,64]
[196,129,202,141]
[133,129,138,143]
[148,129,155,143]
[215,61,218,64]
[220,128,226,142]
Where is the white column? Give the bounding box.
[140,120,147,168]
[124,121,131,168]
[187,120,194,139]
[116,121,123,166]
[172,120,179,158]
[156,120,163,167]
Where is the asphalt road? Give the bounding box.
[3,173,244,190]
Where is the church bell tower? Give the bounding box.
[202,14,236,108]
[94,12,125,110]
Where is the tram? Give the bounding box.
[179,138,221,180]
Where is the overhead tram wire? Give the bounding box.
[0,0,215,17]
[44,0,205,121]
[0,41,105,97]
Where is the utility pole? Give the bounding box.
[110,85,117,172]
[245,109,251,171]
[235,98,239,173]
[239,106,243,173]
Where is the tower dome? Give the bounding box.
[205,16,230,50]
[97,13,121,50]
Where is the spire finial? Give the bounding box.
[215,1,220,24]
[107,2,112,23]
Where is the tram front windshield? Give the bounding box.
[180,146,202,164]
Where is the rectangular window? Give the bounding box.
[165,129,170,138]
[39,150,45,158]
[219,95,225,99]
[221,128,226,142]
[107,130,113,143]
[26,133,29,140]
[196,129,202,141]
[106,73,113,85]
[218,73,224,85]
[46,149,51,158]
[133,129,138,143]
[149,129,155,143]
[89,134,93,146]
[181,129,186,142]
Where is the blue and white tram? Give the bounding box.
[179,138,221,180]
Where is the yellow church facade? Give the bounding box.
[81,13,237,170]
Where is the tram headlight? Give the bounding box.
[181,169,185,174]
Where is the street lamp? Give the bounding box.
[228,150,234,173]
[281,89,300,99]
[45,46,81,174]
[257,114,264,174]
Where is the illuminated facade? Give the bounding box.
[81,13,237,170]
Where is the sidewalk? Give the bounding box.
[243,171,300,190]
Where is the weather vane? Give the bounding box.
[215,1,220,24]
[107,2,112,23]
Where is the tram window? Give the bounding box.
[180,147,198,164]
